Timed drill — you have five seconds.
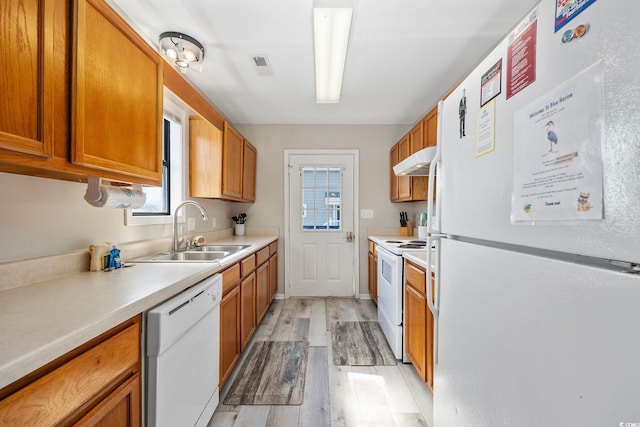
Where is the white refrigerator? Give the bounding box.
[427,0,640,425]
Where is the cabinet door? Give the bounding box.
[390,145,399,201]
[405,285,427,382]
[410,120,425,154]
[240,272,256,351]
[368,251,378,304]
[72,0,163,184]
[242,140,257,202]
[269,253,278,301]
[189,117,223,198]
[0,0,56,157]
[425,107,438,147]
[256,262,269,323]
[0,318,140,426]
[222,121,244,199]
[74,374,141,426]
[397,135,411,200]
[220,285,240,388]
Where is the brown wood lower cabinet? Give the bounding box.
[256,261,269,322]
[0,316,141,426]
[404,260,435,392]
[75,373,141,426]
[219,240,278,389]
[240,272,257,351]
[368,240,378,303]
[269,253,278,301]
[220,277,241,388]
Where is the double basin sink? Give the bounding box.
[132,244,252,263]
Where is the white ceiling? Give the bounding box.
[109,0,540,126]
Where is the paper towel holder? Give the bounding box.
[84,176,143,205]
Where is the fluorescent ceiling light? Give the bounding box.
[313,7,352,103]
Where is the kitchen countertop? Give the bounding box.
[0,234,277,391]
[403,250,437,271]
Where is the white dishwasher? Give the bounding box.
[146,274,222,427]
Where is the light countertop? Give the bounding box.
[0,234,277,390]
[403,250,437,272]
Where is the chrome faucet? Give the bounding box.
[173,201,209,251]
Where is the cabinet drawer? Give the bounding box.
[240,254,256,278]
[0,321,139,426]
[405,261,426,294]
[269,241,278,256]
[222,263,240,294]
[256,247,270,265]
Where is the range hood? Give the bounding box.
[393,146,437,176]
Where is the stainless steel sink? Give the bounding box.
[191,244,251,252]
[131,244,252,263]
[133,251,230,263]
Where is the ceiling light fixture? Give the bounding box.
[159,32,205,72]
[313,7,352,103]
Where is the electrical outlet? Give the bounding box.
[360,209,374,219]
[211,217,216,228]
[187,217,196,231]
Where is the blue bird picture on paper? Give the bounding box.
[544,120,558,152]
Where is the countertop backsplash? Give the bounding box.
[0,227,278,291]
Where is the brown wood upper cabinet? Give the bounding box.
[242,139,257,202]
[390,104,438,202]
[0,0,56,158]
[410,120,425,154]
[424,106,438,148]
[189,118,257,202]
[72,0,163,183]
[390,137,427,202]
[0,0,164,186]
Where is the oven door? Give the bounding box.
[376,245,403,359]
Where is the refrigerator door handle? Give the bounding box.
[427,100,443,235]
[426,236,440,318]
[427,235,441,365]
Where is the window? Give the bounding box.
[301,166,342,230]
[133,118,172,216]
[125,109,184,226]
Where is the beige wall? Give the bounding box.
[235,124,426,295]
[0,171,233,262]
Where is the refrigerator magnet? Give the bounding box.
[561,29,574,43]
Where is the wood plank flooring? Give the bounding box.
[208,298,434,427]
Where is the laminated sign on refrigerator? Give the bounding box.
[511,62,604,222]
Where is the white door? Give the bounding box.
[286,151,357,297]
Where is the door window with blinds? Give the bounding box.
[301,166,342,230]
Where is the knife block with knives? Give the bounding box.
[399,220,413,236]
[399,211,413,236]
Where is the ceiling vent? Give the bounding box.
[251,55,273,76]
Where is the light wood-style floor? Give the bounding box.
[208,298,434,427]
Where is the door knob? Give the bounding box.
[345,231,355,242]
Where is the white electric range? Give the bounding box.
[370,236,430,363]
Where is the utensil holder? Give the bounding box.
[234,224,245,236]
[399,221,413,236]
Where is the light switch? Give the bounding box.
[187,217,196,231]
[360,209,374,219]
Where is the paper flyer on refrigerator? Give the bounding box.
[511,62,603,222]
